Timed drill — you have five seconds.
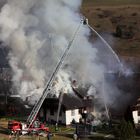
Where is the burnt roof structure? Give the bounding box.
[44,87,94,111]
[44,94,84,110]
[61,94,84,110]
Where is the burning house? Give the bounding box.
[0,0,138,133]
[0,0,125,109]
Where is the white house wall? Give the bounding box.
[66,109,81,125]
[132,110,139,124]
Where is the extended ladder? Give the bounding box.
[27,19,85,128]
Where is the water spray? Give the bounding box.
[82,17,122,121]
[82,18,123,74]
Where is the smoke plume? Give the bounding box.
[0,0,131,111]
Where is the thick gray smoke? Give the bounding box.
[0,0,126,111]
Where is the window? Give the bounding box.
[71,110,75,116]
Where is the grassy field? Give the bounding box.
[0,119,140,140]
[0,134,139,140]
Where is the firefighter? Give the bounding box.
[47,131,51,140]
[73,133,78,140]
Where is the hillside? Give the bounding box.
[82,0,140,68]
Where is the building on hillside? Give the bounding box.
[39,90,94,125]
[132,98,140,126]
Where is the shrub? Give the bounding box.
[119,119,135,140]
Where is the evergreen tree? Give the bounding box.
[120,119,127,140]
[119,119,135,140]
[127,122,135,140]
[124,105,135,128]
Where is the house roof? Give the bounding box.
[62,94,84,110]
[44,86,94,110]
[72,87,88,99]
[45,94,84,110]
[45,92,94,110]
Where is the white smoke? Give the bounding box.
[0,0,122,108]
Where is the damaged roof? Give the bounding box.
[45,91,94,110]
[62,94,84,109]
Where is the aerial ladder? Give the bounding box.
[26,19,86,129]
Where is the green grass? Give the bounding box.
[0,116,27,122]
[0,132,139,140]
[0,135,72,140]
[48,125,75,133]
[83,0,140,6]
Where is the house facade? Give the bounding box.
[42,106,81,125]
[39,92,94,125]
[132,98,140,125]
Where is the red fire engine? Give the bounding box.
[8,120,49,136]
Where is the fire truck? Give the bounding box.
[8,120,49,136]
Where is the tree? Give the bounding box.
[119,119,135,140]
[127,122,135,140]
[124,105,135,128]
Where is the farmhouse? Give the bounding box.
[39,89,94,125]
